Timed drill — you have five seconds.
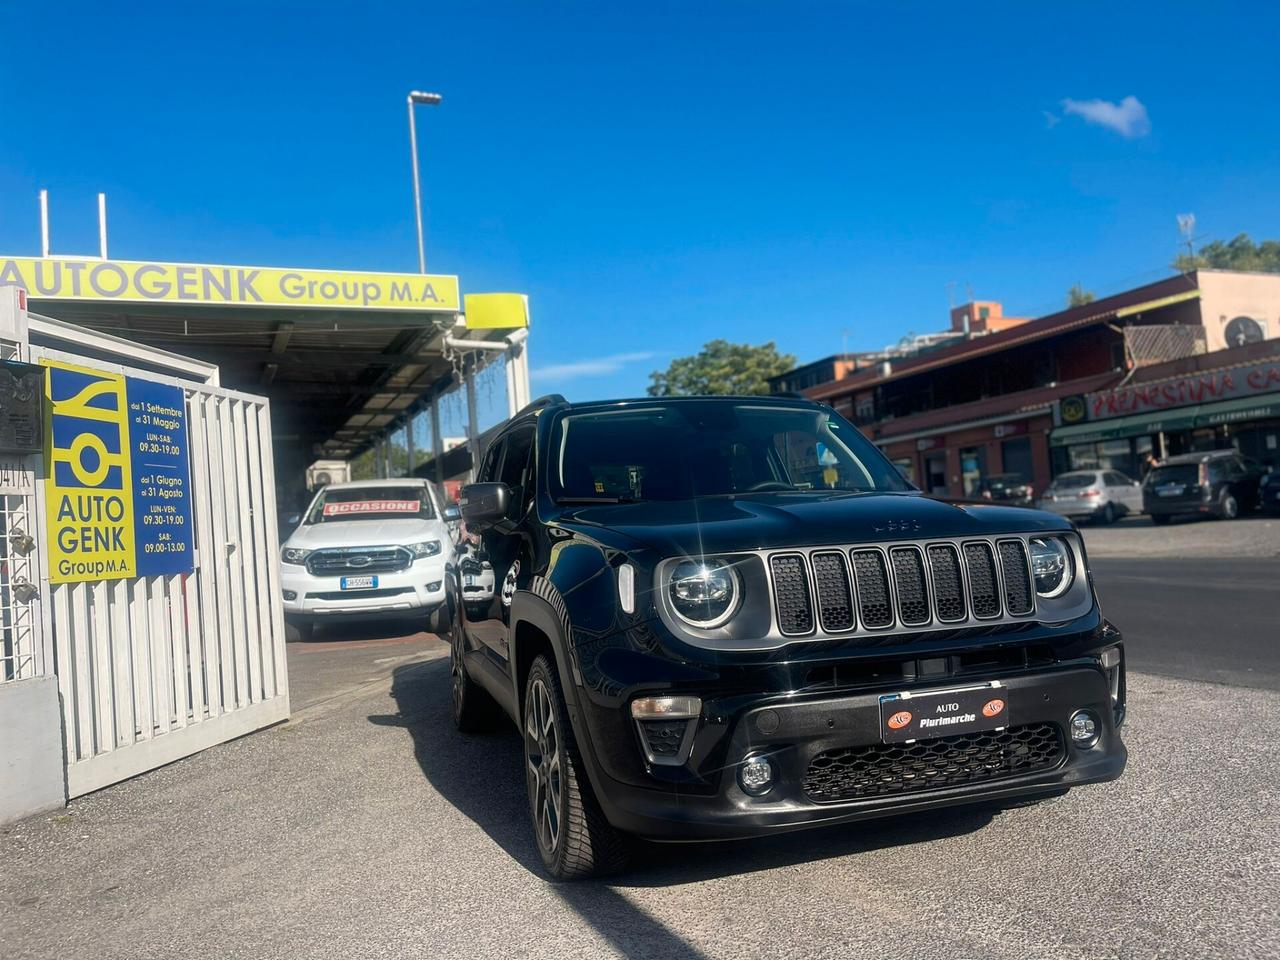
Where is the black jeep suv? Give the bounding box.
[452,395,1127,879]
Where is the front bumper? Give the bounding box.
[280,557,448,620]
[588,660,1126,841]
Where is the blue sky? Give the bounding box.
[2,2,1278,407]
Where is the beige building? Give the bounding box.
[1196,269,1280,351]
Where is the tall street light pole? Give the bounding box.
[407,90,442,274]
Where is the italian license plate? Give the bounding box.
[340,575,378,591]
[1157,485,1183,497]
[880,683,1008,743]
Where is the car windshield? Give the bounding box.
[305,486,436,523]
[1052,473,1098,490]
[984,474,1023,489]
[548,401,911,502]
[1147,465,1199,485]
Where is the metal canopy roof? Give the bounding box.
[28,298,507,462]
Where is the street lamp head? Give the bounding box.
[408,91,443,105]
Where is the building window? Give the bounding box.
[1001,437,1033,484]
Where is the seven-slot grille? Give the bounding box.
[306,546,413,576]
[766,538,1037,637]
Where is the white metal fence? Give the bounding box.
[16,333,290,799]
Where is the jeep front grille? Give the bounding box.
[306,546,413,576]
[770,554,814,636]
[997,540,1034,615]
[803,722,1065,803]
[765,537,1037,638]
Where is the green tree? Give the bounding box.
[647,339,797,397]
[1173,234,1280,273]
[350,442,412,480]
[1067,284,1096,307]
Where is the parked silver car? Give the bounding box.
[1039,469,1143,524]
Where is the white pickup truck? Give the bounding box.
[279,478,458,641]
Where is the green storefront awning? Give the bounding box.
[1051,391,1280,446]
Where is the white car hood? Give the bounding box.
[285,518,447,550]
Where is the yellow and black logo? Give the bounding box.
[44,361,137,583]
[1060,395,1087,425]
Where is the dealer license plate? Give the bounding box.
[340,575,378,591]
[880,683,1008,743]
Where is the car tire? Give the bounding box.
[428,601,452,635]
[524,654,630,881]
[1151,514,1172,526]
[449,591,499,734]
[1101,503,1117,525]
[1218,492,1239,520]
[285,617,314,643]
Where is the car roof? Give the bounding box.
[1159,451,1239,464]
[318,478,431,491]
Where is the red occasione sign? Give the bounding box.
[322,499,420,516]
[1087,360,1280,421]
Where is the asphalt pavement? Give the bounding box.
[1092,555,1280,690]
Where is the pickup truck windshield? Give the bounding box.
[306,486,436,523]
[549,401,912,502]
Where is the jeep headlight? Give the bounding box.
[1029,537,1072,598]
[668,559,740,627]
[410,540,443,559]
[281,546,312,566]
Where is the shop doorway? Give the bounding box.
[924,452,948,495]
[959,446,985,497]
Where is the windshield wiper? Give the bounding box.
[555,496,640,504]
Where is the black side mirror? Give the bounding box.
[459,482,511,531]
[442,504,461,522]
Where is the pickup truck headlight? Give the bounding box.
[668,558,740,627]
[1029,537,1072,598]
[281,546,312,565]
[410,540,443,559]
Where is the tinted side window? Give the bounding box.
[478,440,504,484]
[499,429,536,513]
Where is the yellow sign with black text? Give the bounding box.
[1,256,460,313]
[44,360,137,583]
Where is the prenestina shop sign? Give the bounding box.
[1086,359,1280,422]
[43,360,195,584]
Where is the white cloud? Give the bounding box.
[532,351,655,382]
[1060,95,1151,138]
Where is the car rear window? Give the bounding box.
[1147,465,1198,485]
[306,486,436,523]
[1051,473,1097,490]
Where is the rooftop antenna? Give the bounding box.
[1176,212,1197,266]
[945,280,957,308]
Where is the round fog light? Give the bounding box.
[738,755,775,796]
[1069,710,1100,748]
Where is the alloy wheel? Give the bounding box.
[525,678,563,855]
[450,606,465,721]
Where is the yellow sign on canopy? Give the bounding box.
[0,256,460,312]
[464,293,530,329]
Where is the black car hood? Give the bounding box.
[551,491,1070,556]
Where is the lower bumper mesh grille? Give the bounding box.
[802,722,1065,803]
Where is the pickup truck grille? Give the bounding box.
[767,537,1036,638]
[305,546,413,576]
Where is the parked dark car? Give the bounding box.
[1142,450,1262,524]
[451,395,1127,879]
[978,473,1034,506]
[1259,467,1280,515]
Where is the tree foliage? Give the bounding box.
[1173,234,1280,273]
[350,442,412,480]
[647,339,797,397]
[1067,284,1096,307]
